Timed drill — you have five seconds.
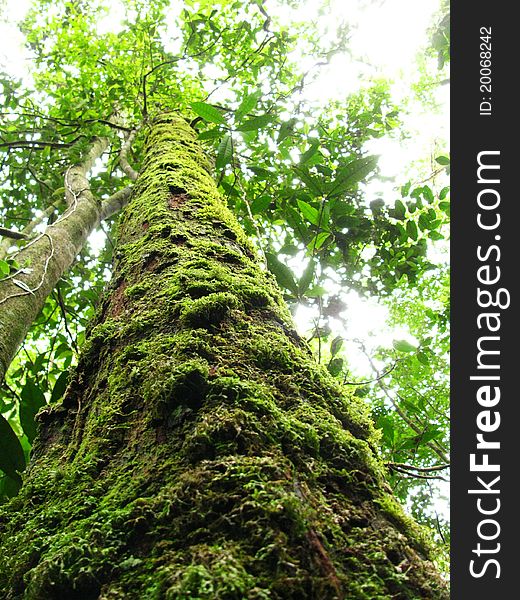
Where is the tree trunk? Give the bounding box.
[0,116,447,599]
[0,133,133,383]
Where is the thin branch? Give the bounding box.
[343,359,401,386]
[0,136,84,150]
[55,284,79,354]
[99,185,134,222]
[387,464,449,482]
[0,227,28,240]
[386,462,450,473]
[119,130,139,181]
[356,339,448,463]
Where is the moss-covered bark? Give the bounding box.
[0,116,448,599]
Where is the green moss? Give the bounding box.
[180,292,241,328]
[0,116,447,599]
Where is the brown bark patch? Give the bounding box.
[168,192,190,209]
[306,527,344,599]
[108,281,127,318]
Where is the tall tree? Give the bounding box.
[0,114,447,599]
[0,0,449,596]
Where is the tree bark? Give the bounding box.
[0,137,133,383]
[0,115,448,599]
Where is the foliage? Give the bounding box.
[1,0,449,567]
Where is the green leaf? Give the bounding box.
[50,371,70,404]
[0,470,22,500]
[439,201,450,215]
[198,127,222,140]
[327,155,378,198]
[20,381,46,443]
[191,102,226,125]
[417,352,430,365]
[277,119,296,143]
[298,259,315,296]
[307,285,327,298]
[251,195,271,215]
[299,142,319,164]
[422,186,434,203]
[406,220,418,241]
[293,167,322,196]
[0,260,9,277]
[0,414,25,480]
[297,200,319,225]
[435,155,450,166]
[392,199,406,220]
[265,252,299,295]
[308,231,330,251]
[327,357,343,377]
[419,426,442,444]
[247,166,271,179]
[393,339,416,353]
[235,91,261,120]
[236,114,272,132]
[215,134,233,170]
[330,335,343,356]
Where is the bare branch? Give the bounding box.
[386,462,450,473]
[100,185,134,222]
[0,227,28,241]
[119,130,139,181]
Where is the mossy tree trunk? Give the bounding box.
[0,116,447,599]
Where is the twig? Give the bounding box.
[119,129,139,181]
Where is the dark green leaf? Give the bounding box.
[191,102,227,125]
[251,196,271,215]
[247,165,271,179]
[422,186,434,203]
[215,134,233,170]
[220,180,240,198]
[327,357,343,376]
[435,155,450,166]
[327,155,378,198]
[265,252,299,295]
[392,199,406,220]
[0,414,25,480]
[236,114,272,131]
[298,259,315,296]
[406,220,418,241]
[293,167,322,196]
[277,119,296,143]
[198,127,222,140]
[0,470,22,500]
[330,336,343,356]
[50,371,70,404]
[20,381,46,443]
[297,200,319,225]
[417,352,430,365]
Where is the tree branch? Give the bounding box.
[0,135,110,382]
[119,130,139,181]
[100,185,134,221]
[0,227,28,241]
